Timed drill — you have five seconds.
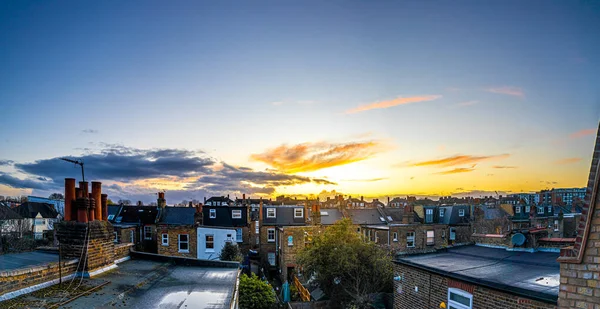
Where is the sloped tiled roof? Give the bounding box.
[347,208,385,225]
[116,206,159,224]
[160,207,196,225]
[0,205,23,220]
[13,202,58,219]
[379,207,404,223]
[320,208,344,225]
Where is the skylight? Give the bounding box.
[387,216,393,221]
[320,211,329,216]
[379,217,385,222]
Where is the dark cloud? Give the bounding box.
[0,160,14,166]
[0,173,49,190]
[15,146,214,182]
[82,129,99,134]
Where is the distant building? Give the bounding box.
[27,196,64,216]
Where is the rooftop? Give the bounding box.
[395,245,560,304]
[0,251,60,271]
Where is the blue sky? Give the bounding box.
[0,1,598,202]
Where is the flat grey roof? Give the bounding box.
[396,245,559,304]
[0,251,59,271]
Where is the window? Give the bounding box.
[525,206,530,213]
[210,209,216,219]
[515,206,521,214]
[426,230,434,245]
[226,234,233,243]
[288,235,293,246]
[368,230,371,240]
[113,232,118,243]
[294,208,303,218]
[267,228,275,242]
[205,234,214,250]
[162,233,169,246]
[450,227,456,240]
[232,209,242,219]
[178,234,189,253]
[393,232,398,242]
[267,208,276,218]
[548,206,552,213]
[375,231,379,243]
[406,232,415,248]
[440,209,445,218]
[144,226,152,240]
[554,220,559,232]
[537,207,544,214]
[236,228,243,242]
[267,252,276,266]
[130,230,135,243]
[448,288,472,309]
[425,209,433,223]
[108,214,115,221]
[458,209,465,217]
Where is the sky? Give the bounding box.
[0,1,599,203]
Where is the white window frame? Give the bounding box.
[448,288,473,309]
[515,206,521,214]
[426,230,435,245]
[458,209,465,217]
[267,208,276,218]
[554,220,559,232]
[113,232,118,243]
[267,228,275,242]
[548,206,552,213]
[440,209,445,218]
[236,228,243,242]
[209,209,216,219]
[144,226,152,240]
[161,233,169,246]
[525,206,530,213]
[294,208,304,218]
[537,206,544,214]
[406,232,415,248]
[232,209,242,219]
[450,227,456,240]
[130,230,135,243]
[425,208,433,222]
[205,234,215,251]
[375,231,379,243]
[178,234,189,253]
[393,232,398,242]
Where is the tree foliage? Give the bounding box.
[239,273,276,309]
[297,219,393,309]
[48,193,64,200]
[219,241,243,262]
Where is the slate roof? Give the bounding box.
[379,208,404,223]
[203,205,248,227]
[159,207,196,225]
[115,206,159,225]
[262,205,306,226]
[396,245,559,303]
[205,196,234,205]
[438,205,471,224]
[347,209,386,225]
[13,202,58,219]
[0,205,23,220]
[107,205,120,217]
[319,208,344,225]
[480,206,508,220]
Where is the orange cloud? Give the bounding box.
[345,95,442,114]
[486,86,524,97]
[569,128,595,139]
[435,167,476,175]
[555,157,582,165]
[492,165,517,169]
[412,154,510,168]
[250,141,385,173]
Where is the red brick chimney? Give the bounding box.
[92,182,102,221]
[64,178,76,221]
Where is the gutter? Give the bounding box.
[393,259,558,305]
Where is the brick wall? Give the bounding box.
[387,224,449,255]
[393,263,557,309]
[259,225,277,269]
[0,259,79,298]
[471,234,510,247]
[558,124,600,308]
[57,220,115,273]
[278,226,322,282]
[114,243,133,260]
[156,225,197,259]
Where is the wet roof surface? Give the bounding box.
[0,251,59,271]
[397,245,560,300]
[60,259,237,309]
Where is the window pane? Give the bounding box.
[180,234,188,242]
[450,292,471,306]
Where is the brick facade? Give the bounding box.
[156,225,197,259]
[393,263,557,309]
[278,226,322,282]
[557,123,600,308]
[57,220,115,273]
[0,258,79,298]
[114,243,134,260]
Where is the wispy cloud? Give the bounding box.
[251,140,386,173]
[456,100,479,107]
[492,165,517,169]
[434,167,476,175]
[0,160,14,166]
[569,128,596,139]
[555,157,582,165]
[345,95,442,114]
[409,154,510,168]
[82,129,99,134]
[342,177,388,182]
[486,86,524,97]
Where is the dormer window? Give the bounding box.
[232,209,242,219]
[294,208,303,218]
[515,206,521,214]
[267,208,276,218]
[210,209,216,218]
[537,207,544,214]
[425,209,433,223]
[458,209,465,217]
[440,209,445,218]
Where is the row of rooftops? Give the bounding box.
[0,201,60,220]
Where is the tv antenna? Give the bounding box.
[59,158,85,182]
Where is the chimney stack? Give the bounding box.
[311,203,321,225]
[92,182,102,221]
[88,193,96,221]
[157,192,166,208]
[243,193,246,201]
[189,201,193,208]
[64,178,76,221]
[101,194,108,220]
[79,182,89,198]
[361,196,364,201]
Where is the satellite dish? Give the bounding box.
[512,233,526,246]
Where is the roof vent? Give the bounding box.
[511,233,526,246]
